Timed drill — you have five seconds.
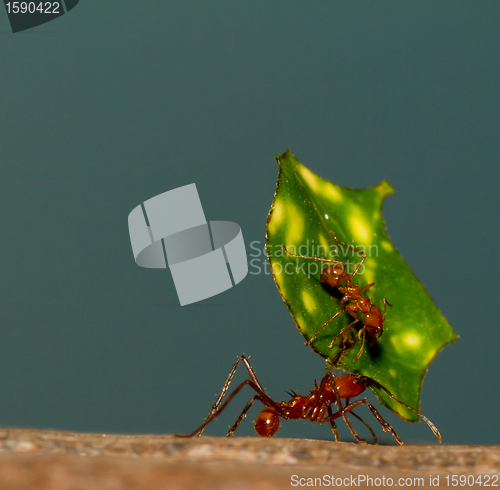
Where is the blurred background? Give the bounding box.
[0,1,498,445]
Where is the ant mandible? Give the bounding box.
[174,355,441,445]
[283,232,391,361]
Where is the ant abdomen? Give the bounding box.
[254,407,280,437]
[363,305,384,344]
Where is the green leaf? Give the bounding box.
[266,150,458,421]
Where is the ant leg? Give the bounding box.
[305,311,343,346]
[383,298,393,322]
[227,395,263,436]
[339,295,351,310]
[327,319,359,349]
[349,411,379,445]
[326,405,339,441]
[177,355,279,438]
[306,294,360,346]
[197,355,264,436]
[310,373,343,425]
[342,412,367,444]
[174,379,280,438]
[329,231,366,280]
[336,395,367,444]
[353,327,367,361]
[314,374,367,443]
[359,377,442,443]
[322,398,403,445]
[239,355,265,392]
[282,245,346,266]
[358,282,375,292]
[324,373,366,443]
[307,373,345,442]
[343,398,403,445]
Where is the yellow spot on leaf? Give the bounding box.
[272,261,284,288]
[391,332,421,351]
[363,269,374,285]
[404,333,421,348]
[295,315,305,329]
[422,349,436,367]
[360,257,376,284]
[349,216,371,243]
[319,235,330,256]
[396,404,410,417]
[299,166,319,191]
[286,204,304,244]
[366,258,376,270]
[381,240,393,252]
[268,200,284,234]
[323,183,341,202]
[302,290,316,313]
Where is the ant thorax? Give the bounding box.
[280,395,312,419]
[342,284,362,297]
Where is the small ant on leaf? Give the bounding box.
[283,232,391,361]
[174,355,441,445]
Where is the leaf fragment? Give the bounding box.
[266,150,458,421]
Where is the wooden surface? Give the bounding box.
[0,429,497,489]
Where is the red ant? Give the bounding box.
[283,232,391,361]
[174,355,441,445]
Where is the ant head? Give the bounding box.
[320,264,346,287]
[334,374,370,398]
[254,407,280,437]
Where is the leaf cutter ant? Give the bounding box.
[283,232,391,360]
[174,355,441,445]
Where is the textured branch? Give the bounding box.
[0,429,497,489]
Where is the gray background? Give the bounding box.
[0,1,498,445]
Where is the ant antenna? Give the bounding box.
[362,377,442,443]
[282,244,345,265]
